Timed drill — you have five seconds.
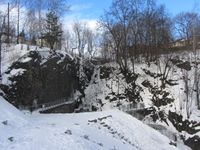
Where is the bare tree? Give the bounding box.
[142,3,172,61]
[85,29,93,58]
[100,31,114,60]
[100,0,135,75]
[36,0,44,47]
[62,30,74,53]
[181,68,194,119]
[157,54,174,89]
[174,12,199,47]
[9,0,27,44]
[47,0,70,16]
[175,12,200,110]
[100,0,172,75]
[25,9,38,44]
[21,0,69,47]
[85,29,100,59]
[72,21,87,57]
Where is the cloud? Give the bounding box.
[0,2,100,34]
[70,3,93,12]
[62,1,100,32]
[63,17,98,32]
[63,13,99,32]
[82,19,98,30]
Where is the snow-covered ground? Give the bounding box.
[0,96,181,150]
[82,52,200,120]
[1,44,198,150]
[2,44,33,74]
[1,44,44,84]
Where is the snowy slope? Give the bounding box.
[0,97,28,149]
[1,44,30,75]
[0,97,179,150]
[1,44,53,85]
[0,97,27,127]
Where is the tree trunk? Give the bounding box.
[17,0,20,44]
[0,17,5,82]
[7,2,10,45]
[0,34,2,81]
[197,78,200,109]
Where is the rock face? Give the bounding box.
[185,135,200,150]
[1,50,94,109]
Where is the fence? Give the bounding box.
[119,103,145,112]
[19,98,71,111]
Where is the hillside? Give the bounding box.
[0,44,199,149]
[0,96,182,150]
[1,0,200,149]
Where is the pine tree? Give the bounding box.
[43,11,62,51]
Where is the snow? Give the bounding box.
[0,97,179,150]
[1,44,29,75]
[9,69,26,76]
[0,43,198,150]
[1,44,74,85]
[0,97,28,130]
[20,57,32,63]
[78,52,199,150]
[190,109,200,121]
[1,44,31,84]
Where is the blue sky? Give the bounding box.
[64,0,112,30]
[157,0,200,16]
[67,0,111,20]
[64,0,200,30]
[67,0,199,19]
[1,0,199,31]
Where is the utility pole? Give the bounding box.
[0,34,1,82]
[7,2,10,45]
[17,0,20,44]
[39,0,43,47]
[0,17,6,82]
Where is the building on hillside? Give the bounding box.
[171,39,187,48]
[171,38,200,49]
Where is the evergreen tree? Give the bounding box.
[43,11,62,50]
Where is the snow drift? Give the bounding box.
[0,96,27,127]
[0,97,179,150]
